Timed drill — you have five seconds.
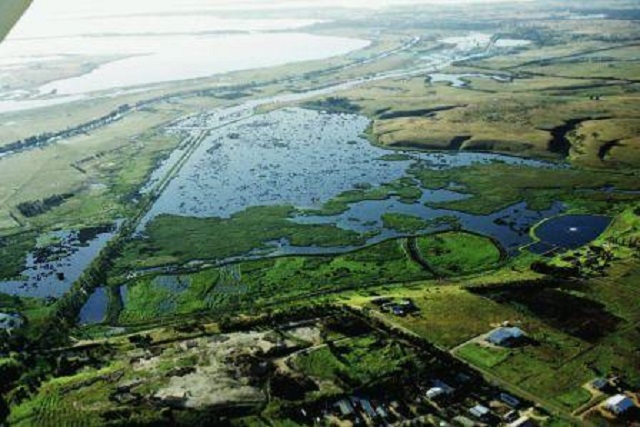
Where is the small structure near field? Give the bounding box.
[427,380,455,401]
[469,404,490,419]
[604,394,635,415]
[591,378,608,391]
[379,298,420,317]
[500,393,521,408]
[486,327,525,347]
[0,313,24,331]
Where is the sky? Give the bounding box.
[7,0,535,41]
[24,0,531,18]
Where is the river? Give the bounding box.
[0,0,369,111]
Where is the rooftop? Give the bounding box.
[487,327,525,345]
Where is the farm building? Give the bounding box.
[335,399,355,416]
[427,379,455,400]
[469,404,490,419]
[604,394,635,415]
[0,313,23,331]
[427,387,446,400]
[500,393,521,408]
[591,378,608,390]
[486,327,525,347]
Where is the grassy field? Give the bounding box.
[117,206,369,271]
[304,177,422,217]
[338,203,640,413]
[0,0,31,42]
[381,213,459,234]
[409,162,640,215]
[115,230,505,324]
[350,284,530,349]
[456,343,510,368]
[117,237,430,323]
[296,18,640,168]
[294,335,410,385]
[0,122,183,280]
[416,231,502,276]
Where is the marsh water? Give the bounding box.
[427,73,511,88]
[1,30,549,324]
[79,287,109,325]
[0,0,369,110]
[138,106,564,266]
[141,108,557,224]
[0,225,119,299]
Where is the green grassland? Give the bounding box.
[0,112,182,230]
[294,335,410,386]
[331,71,639,161]
[381,213,429,233]
[0,231,37,279]
[0,0,31,42]
[456,343,510,369]
[416,232,503,276]
[304,177,423,217]
[409,162,640,215]
[115,230,503,325]
[350,284,530,349]
[116,206,369,271]
[117,237,425,323]
[381,213,459,234]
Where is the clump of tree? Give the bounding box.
[304,97,361,114]
[0,104,130,156]
[17,193,73,217]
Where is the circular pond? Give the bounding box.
[534,215,611,251]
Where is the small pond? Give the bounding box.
[427,73,511,88]
[531,215,612,253]
[78,287,109,325]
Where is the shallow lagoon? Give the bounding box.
[0,224,119,299]
[137,107,566,266]
[0,0,368,107]
[141,108,556,227]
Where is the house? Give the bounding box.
[591,378,608,391]
[0,313,24,331]
[427,387,446,400]
[360,398,377,418]
[371,297,393,306]
[375,406,388,418]
[500,393,521,408]
[427,380,456,401]
[335,399,355,417]
[504,410,519,423]
[486,327,525,347]
[469,404,490,419]
[604,394,635,415]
